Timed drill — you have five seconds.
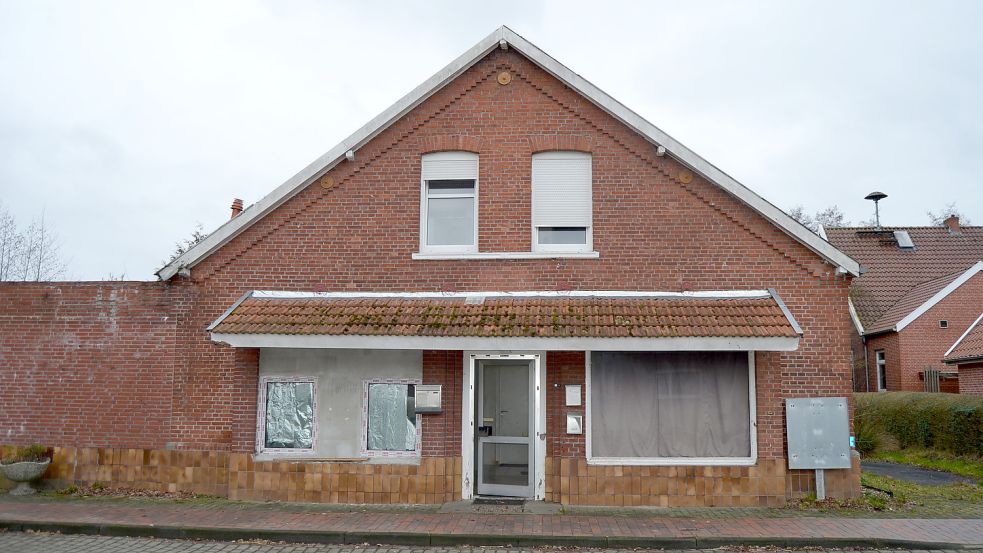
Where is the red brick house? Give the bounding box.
[825,219,983,393]
[945,312,983,395]
[0,27,862,505]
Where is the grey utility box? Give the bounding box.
[414,385,442,414]
[785,397,851,470]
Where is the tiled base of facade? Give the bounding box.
[2,446,462,504]
[3,446,860,506]
[543,456,861,506]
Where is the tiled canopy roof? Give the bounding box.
[825,226,983,331]
[946,314,983,365]
[209,293,801,339]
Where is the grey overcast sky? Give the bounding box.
[1,1,981,280]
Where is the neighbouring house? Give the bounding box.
[945,312,983,395]
[0,27,863,506]
[825,218,983,393]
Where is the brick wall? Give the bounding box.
[0,282,190,449]
[865,332,900,391]
[0,46,857,501]
[421,350,463,457]
[957,362,983,396]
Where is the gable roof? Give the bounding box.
[945,312,983,365]
[156,26,860,281]
[826,225,983,330]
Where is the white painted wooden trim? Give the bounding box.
[848,297,865,336]
[249,289,772,300]
[212,333,800,352]
[584,351,758,466]
[157,26,860,280]
[875,349,887,392]
[412,251,599,260]
[256,375,318,456]
[945,311,983,358]
[895,261,983,332]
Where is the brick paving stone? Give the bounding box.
[0,532,976,553]
[0,496,982,547]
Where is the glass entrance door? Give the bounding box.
[476,361,534,497]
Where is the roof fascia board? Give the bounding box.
[210,332,800,352]
[896,261,983,332]
[251,289,772,299]
[158,25,860,279]
[944,311,983,358]
[848,296,865,335]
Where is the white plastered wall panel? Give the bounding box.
[259,348,422,462]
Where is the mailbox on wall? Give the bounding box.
[414,385,442,414]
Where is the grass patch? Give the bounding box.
[861,472,983,504]
[869,449,983,483]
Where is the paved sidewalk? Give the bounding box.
[1,496,982,548]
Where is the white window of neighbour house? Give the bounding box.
[532,151,592,252]
[257,376,317,454]
[876,350,887,391]
[420,152,478,253]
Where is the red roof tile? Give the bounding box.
[825,226,983,331]
[946,314,983,364]
[210,295,800,339]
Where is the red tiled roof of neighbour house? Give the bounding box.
[866,270,963,333]
[209,294,801,339]
[945,314,983,364]
[825,225,983,331]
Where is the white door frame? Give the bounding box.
[461,351,545,500]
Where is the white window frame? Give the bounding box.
[419,152,478,255]
[256,375,318,455]
[875,350,887,392]
[359,378,423,458]
[531,151,593,254]
[585,350,757,466]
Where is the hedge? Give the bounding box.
[855,392,983,456]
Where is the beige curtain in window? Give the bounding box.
[590,351,751,458]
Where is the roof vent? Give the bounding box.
[894,230,915,250]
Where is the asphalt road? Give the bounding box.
[0,531,971,553]
[861,460,975,486]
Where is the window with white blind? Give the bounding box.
[420,152,478,253]
[531,151,592,252]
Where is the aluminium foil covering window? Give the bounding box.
[264,381,314,449]
[366,383,416,452]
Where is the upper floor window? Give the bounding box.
[532,151,592,252]
[420,152,478,253]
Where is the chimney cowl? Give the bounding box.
[943,215,961,235]
[230,198,244,219]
